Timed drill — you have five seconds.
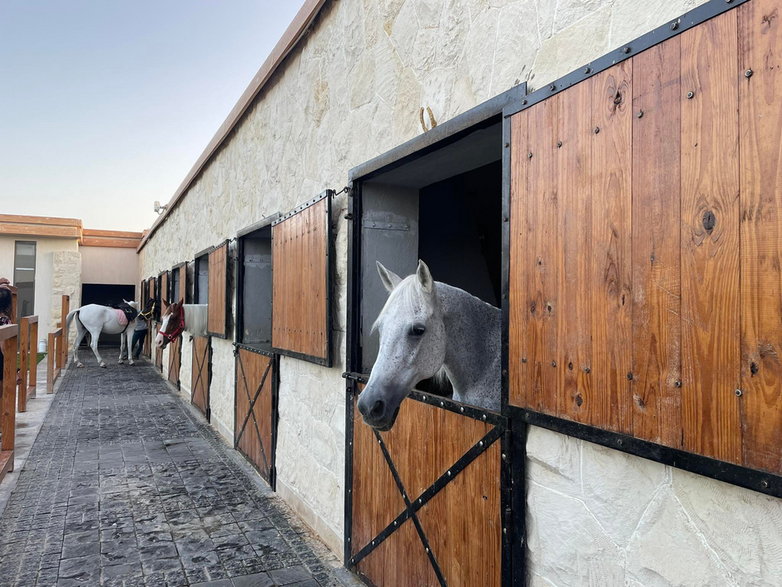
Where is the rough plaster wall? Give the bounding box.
[51,250,81,349]
[527,427,782,586]
[137,0,782,574]
[179,336,193,398]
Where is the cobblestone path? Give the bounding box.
[0,362,352,586]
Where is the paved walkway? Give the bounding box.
[0,361,355,586]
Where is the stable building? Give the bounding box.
[137,0,782,585]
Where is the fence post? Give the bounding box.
[60,295,69,369]
[18,317,29,412]
[47,333,55,394]
[29,319,37,396]
[1,324,19,478]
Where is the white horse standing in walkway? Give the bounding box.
[65,301,140,368]
[357,260,501,431]
[155,300,208,348]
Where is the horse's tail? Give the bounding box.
[64,308,80,338]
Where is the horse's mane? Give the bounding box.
[372,275,435,333]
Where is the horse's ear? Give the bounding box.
[178,298,184,307]
[376,261,402,293]
[416,259,434,295]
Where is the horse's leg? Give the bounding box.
[73,321,88,368]
[118,332,126,364]
[88,325,106,368]
[126,330,134,366]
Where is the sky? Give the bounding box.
[0,0,306,232]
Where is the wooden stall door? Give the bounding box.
[235,347,276,486]
[192,336,211,420]
[508,6,782,476]
[272,193,331,365]
[350,388,503,587]
[167,335,181,389]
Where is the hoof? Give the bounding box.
[118,359,124,364]
[100,362,107,368]
[76,363,85,368]
[128,362,135,367]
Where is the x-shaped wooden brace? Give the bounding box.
[235,354,273,476]
[192,338,209,413]
[350,419,505,586]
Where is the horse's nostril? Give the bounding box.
[370,399,385,419]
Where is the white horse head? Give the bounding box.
[357,260,447,430]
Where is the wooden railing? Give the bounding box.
[1,323,18,482]
[18,315,38,412]
[47,327,63,395]
[46,295,70,394]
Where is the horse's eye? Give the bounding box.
[409,324,426,337]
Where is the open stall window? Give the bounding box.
[194,248,211,305]
[237,216,277,351]
[158,270,170,306]
[171,263,186,305]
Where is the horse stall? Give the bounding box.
[346,0,782,583]
[345,86,522,585]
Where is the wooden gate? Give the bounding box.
[192,336,211,420]
[167,335,181,389]
[347,385,505,587]
[234,346,277,486]
[154,324,163,371]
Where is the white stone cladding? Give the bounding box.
[138,0,782,581]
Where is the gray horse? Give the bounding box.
[357,260,500,431]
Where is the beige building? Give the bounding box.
[0,214,142,346]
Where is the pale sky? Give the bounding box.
[0,0,306,232]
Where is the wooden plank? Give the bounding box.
[0,224,80,238]
[508,110,529,409]
[738,0,782,474]
[680,11,741,463]
[167,336,181,388]
[0,450,13,484]
[589,61,633,433]
[81,228,143,238]
[60,296,69,369]
[0,214,81,226]
[207,243,228,337]
[29,320,37,394]
[523,96,560,414]
[272,198,329,361]
[18,317,29,412]
[630,38,683,445]
[557,78,593,422]
[80,237,141,248]
[1,327,18,459]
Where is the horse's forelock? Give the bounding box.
[372,276,435,333]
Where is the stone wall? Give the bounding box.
[138,0,782,579]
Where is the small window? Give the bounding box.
[171,268,180,305]
[170,263,186,305]
[14,241,36,318]
[194,253,209,304]
[238,225,272,350]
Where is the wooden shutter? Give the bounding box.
[508,5,782,476]
[207,241,229,338]
[159,270,170,306]
[171,263,186,305]
[192,336,211,420]
[271,191,332,365]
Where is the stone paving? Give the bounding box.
[0,361,356,586]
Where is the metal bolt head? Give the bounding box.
[502,453,507,460]
[551,361,557,368]
[623,46,631,54]
[760,479,769,489]
[549,84,556,91]
[745,69,754,78]
[735,388,743,397]
[479,440,484,447]
[521,357,527,364]
[593,127,600,134]
[675,380,682,388]
[584,366,591,374]
[627,372,634,381]
[527,152,533,159]
[637,110,644,119]
[556,140,563,148]
[670,21,679,31]
[447,470,451,476]
[521,99,528,105]
[440,401,444,407]
[687,91,695,99]
[584,67,591,74]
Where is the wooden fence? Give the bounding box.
[0,323,18,483]
[17,315,38,412]
[46,295,70,394]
